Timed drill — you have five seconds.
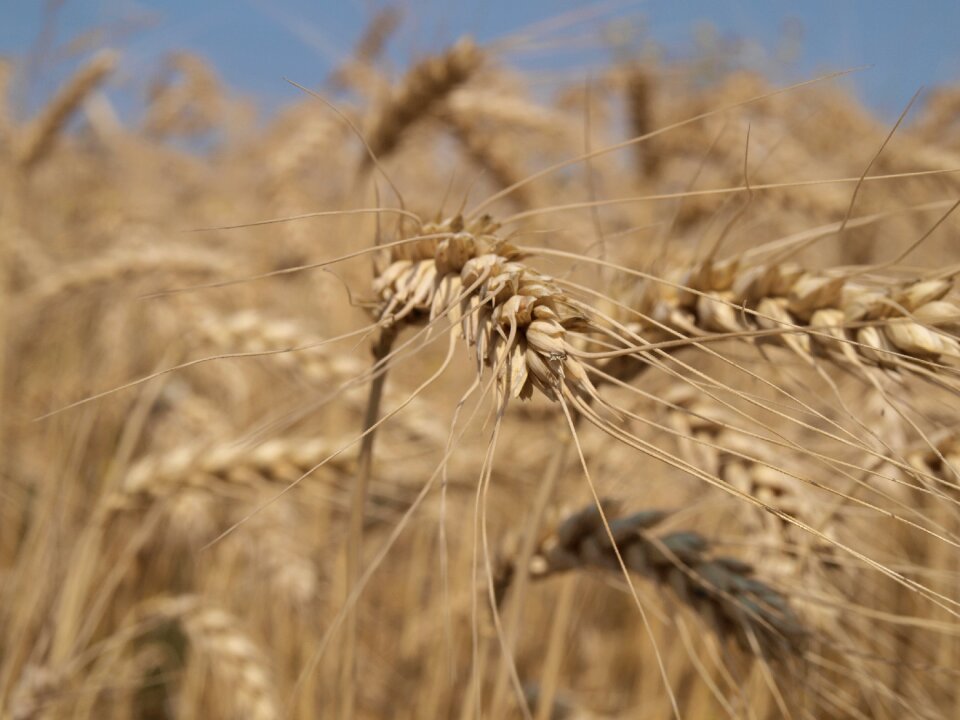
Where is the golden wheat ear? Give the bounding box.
[361,37,484,169]
[132,596,279,720]
[16,49,117,170]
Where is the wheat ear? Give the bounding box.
[663,386,838,577]
[496,500,807,658]
[135,596,278,720]
[600,253,960,386]
[16,49,118,169]
[363,37,483,165]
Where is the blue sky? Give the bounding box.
[3,1,959,120]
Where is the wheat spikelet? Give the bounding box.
[623,62,660,178]
[0,58,13,144]
[187,309,450,444]
[7,664,61,720]
[106,433,431,537]
[363,37,483,165]
[257,105,344,252]
[245,503,319,608]
[143,53,225,138]
[447,88,570,134]
[92,436,353,554]
[16,49,118,169]
[330,6,402,94]
[915,87,960,152]
[497,500,806,658]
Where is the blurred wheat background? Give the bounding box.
[3,3,960,719]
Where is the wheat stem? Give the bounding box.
[340,326,395,720]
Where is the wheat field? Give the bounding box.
[3,10,960,720]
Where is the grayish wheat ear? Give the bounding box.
[496,500,807,658]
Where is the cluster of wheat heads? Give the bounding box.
[3,12,960,720]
